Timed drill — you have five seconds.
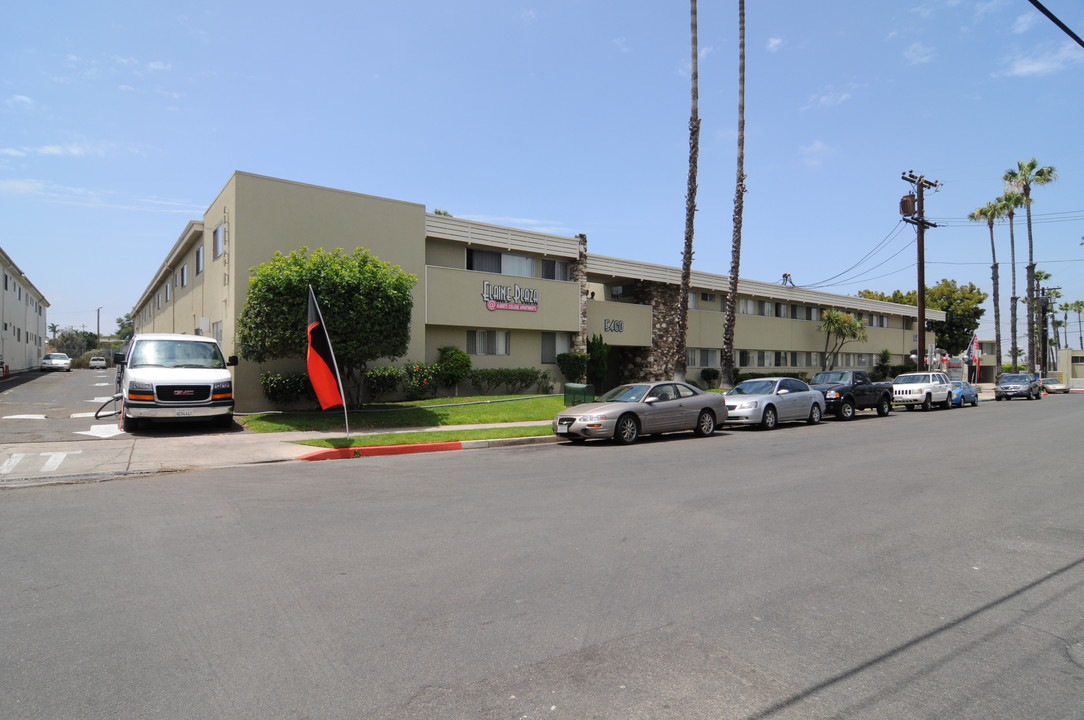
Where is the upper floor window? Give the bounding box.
[213,223,225,258]
[196,246,204,274]
[180,264,188,287]
[541,259,569,281]
[466,248,501,273]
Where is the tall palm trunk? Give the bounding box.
[721,0,746,386]
[1007,207,1019,372]
[675,0,700,383]
[1024,189,1036,372]
[986,218,1003,374]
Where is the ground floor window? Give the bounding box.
[468,329,510,356]
[686,347,719,367]
[541,332,572,363]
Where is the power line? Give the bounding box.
[1027,0,1084,49]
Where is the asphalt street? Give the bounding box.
[2,381,1083,719]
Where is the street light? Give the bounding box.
[96,306,102,350]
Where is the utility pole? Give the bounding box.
[900,171,941,367]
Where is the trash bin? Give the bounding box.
[563,383,594,405]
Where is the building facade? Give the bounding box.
[130,172,946,410]
[1,246,49,374]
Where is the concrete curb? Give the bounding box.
[296,434,559,462]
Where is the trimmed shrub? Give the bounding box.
[435,345,472,391]
[469,368,545,395]
[555,352,589,383]
[364,365,404,402]
[259,371,314,405]
[403,362,439,400]
[699,367,720,388]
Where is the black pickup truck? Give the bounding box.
[809,369,893,419]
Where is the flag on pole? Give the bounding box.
[307,286,345,410]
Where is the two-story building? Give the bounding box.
[1,247,49,374]
[130,172,945,410]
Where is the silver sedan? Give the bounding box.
[553,381,728,445]
[724,377,825,429]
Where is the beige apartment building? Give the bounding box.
[131,172,947,411]
[1,246,49,374]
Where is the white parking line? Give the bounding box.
[3,414,47,420]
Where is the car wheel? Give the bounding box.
[876,396,891,416]
[971,397,979,407]
[614,414,639,445]
[807,404,822,425]
[838,399,855,420]
[940,394,952,409]
[693,409,716,437]
[1036,389,1042,400]
[995,395,1003,401]
[759,405,778,430]
[920,394,932,411]
[121,413,141,433]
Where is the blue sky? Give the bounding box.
[3,1,1083,348]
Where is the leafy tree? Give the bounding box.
[236,246,417,408]
[115,313,134,341]
[54,328,98,357]
[818,309,867,370]
[1003,158,1057,372]
[586,333,610,391]
[858,279,988,356]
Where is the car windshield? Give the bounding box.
[46,354,68,360]
[129,339,226,369]
[951,381,965,388]
[596,384,649,403]
[729,379,777,395]
[1000,374,1029,384]
[1043,375,1060,381]
[894,374,929,384]
[811,372,847,384]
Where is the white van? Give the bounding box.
[113,333,238,431]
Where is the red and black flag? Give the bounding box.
[307,286,345,409]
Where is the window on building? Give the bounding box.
[180,264,188,287]
[501,253,533,278]
[738,350,750,366]
[759,301,774,317]
[686,348,719,368]
[466,248,501,273]
[196,246,204,274]
[738,298,757,315]
[155,293,161,310]
[541,259,569,281]
[467,329,510,356]
[165,282,170,303]
[541,332,572,363]
[213,223,225,258]
[806,307,821,322]
[212,321,223,344]
[775,302,787,318]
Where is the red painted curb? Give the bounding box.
[297,441,463,461]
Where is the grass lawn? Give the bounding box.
[236,394,567,437]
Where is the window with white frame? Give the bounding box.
[213,223,225,258]
[501,253,533,278]
[180,264,188,287]
[467,329,510,356]
[165,282,170,303]
[196,246,204,274]
[541,332,572,363]
[738,298,757,315]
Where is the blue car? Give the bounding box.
[950,380,979,407]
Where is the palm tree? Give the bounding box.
[48,322,59,339]
[818,309,868,370]
[675,0,701,383]
[968,201,1005,375]
[1066,300,1084,350]
[999,191,1025,371]
[1003,158,1058,372]
[721,0,746,386]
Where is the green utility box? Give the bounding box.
[563,383,595,406]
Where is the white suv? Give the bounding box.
[892,371,953,411]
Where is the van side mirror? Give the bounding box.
[113,352,126,365]
[227,355,239,367]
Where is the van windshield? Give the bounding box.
[129,339,226,369]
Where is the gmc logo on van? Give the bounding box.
[173,390,195,397]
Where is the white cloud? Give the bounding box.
[521,9,537,22]
[147,61,172,71]
[999,41,1084,76]
[0,179,202,213]
[1011,12,1039,34]
[799,140,834,167]
[613,37,631,53]
[767,37,783,52]
[0,142,109,158]
[5,95,33,110]
[905,42,934,64]
[804,84,858,109]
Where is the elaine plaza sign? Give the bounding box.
[482,280,539,312]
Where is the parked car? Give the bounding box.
[1041,374,1069,394]
[809,369,893,419]
[88,356,108,369]
[892,371,952,410]
[995,373,1042,401]
[553,381,728,445]
[724,377,825,430]
[950,380,979,407]
[113,333,238,431]
[40,353,72,372]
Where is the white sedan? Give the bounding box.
[40,353,72,372]
[724,377,825,429]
